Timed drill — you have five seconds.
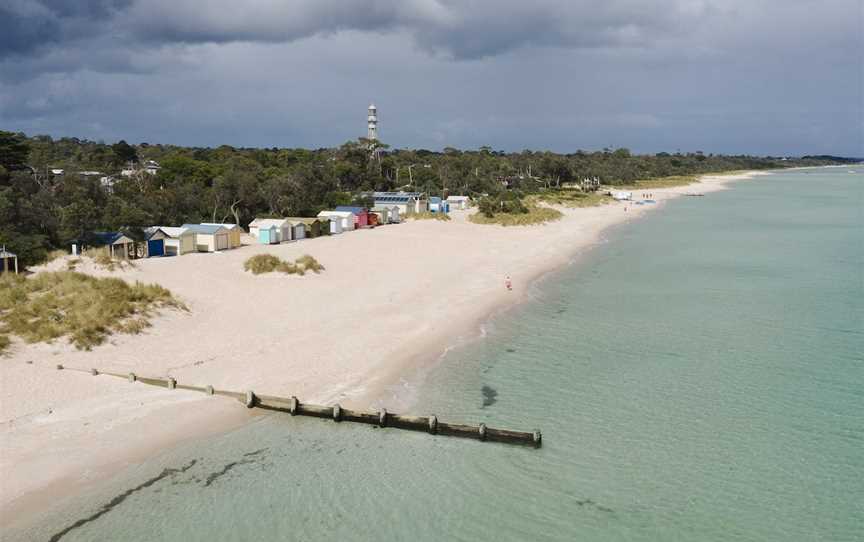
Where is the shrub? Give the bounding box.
[244,254,325,276]
[533,191,614,208]
[470,204,563,226]
[0,271,186,352]
[409,212,451,221]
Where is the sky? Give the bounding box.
[0,0,862,156]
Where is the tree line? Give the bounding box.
[0,130,845,266]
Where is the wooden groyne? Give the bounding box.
[55,364,542,448]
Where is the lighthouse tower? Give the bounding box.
[367,104,378,141]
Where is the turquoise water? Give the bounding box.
[18,167,864,541]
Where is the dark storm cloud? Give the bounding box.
[0,0,860,155]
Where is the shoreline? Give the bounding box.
[0,169,770,530]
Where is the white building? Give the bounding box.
[446,196,471,210]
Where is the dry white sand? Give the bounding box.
[0,171,767,525]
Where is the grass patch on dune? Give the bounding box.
[469,205,563,226]
[620,175,698,189]
[90,247,136,271]
[408,212,451,221]
[533,191,614,208]
[244,254,325,276]
[0,271,186,354]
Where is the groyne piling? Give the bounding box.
[54,365,541,448]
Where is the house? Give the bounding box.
[317,211,354,232]
[0,246,18,274]
[446,195,471,210]
[100,176,117,193]
[201,223,243,248]
[335,206,370,228]
[285,218,329,238]
[318,214,343,234]
[428,197,448,213]
[256,224,279,244]
[372,192,427,215]
[86,232,136,259]
[143,160,160,175]
[372,205,400,223]
[181,224,232,252]
[249,218,292,243]
[145,227,195,256]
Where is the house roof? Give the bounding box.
[335,206,367,215]
[284,217,322,225]
[181,224,228,235]
[447,195,470,201]
[0,246,16,258]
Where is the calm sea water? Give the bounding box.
[17,167,864,542]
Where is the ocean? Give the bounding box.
[19,166,864,541]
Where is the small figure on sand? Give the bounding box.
[505,275,512,291]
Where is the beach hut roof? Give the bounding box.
[0,247,16,258]
[201,222,242,231]
[181,224,228,235]
[283,217,321,225]
[147,226,191,239]
[334,206,367,215]
[447,195,470,201]
[318,210,353,218]
[249,218,288,228]
[90,231,132,245]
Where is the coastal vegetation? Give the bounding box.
[534,191,614,208]
[471,193,563,226]
[244,254,325,275]
[409,212,451,221]
[621,174,698,189]
[0,130,848,266]
[0,271,185,354]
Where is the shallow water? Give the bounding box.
[19,167,864,541]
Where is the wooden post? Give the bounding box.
[167,377,176,389]
[91,368,98,376]
[378,408,387,427]
[128,373,136,382]
[332,404,342,422]
[428,415,438,434]
[56,364,63,370]
[245,390,256,408]
[205,385,214,395]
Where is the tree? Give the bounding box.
[0,131,30,172]
[111,140,138,165]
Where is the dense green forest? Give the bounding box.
[0,130,847,266]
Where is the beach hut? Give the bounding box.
[86,232,135,259]
[428,197,449,213]
[370,208,387,226]
[317,214,343,234]
[201,223,243,248]
[181,224,231,252]
[317,211,353,232]
[147,227,195,256]
[257,224,279,244]
[286,218,328,238]
[372,205,400,223]
[0,246,18,274]
[612,191,632,201]
[286,220,307,241]
[249,218,292,243]
[446,195,471,210]
[335,206,370,228]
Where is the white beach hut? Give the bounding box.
[249,218,292,243]
[446,195,471,210]
[317,211,353,232]
[181,224,231,252]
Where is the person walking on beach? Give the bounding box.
[505,275,512,291]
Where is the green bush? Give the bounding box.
[244,254,324,276]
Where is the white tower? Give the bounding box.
[367,103,378,141]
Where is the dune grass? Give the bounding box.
[620,175,698,189]
[244,254,325,276]
[469,204,563,226]
[533,191,614,208]
[409,212,451,221]
[90,247,136,271]
[0,271,186,354]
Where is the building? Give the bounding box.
[256,224,279,244]
[145,227,195,256]
[201,223,243,248]
[428,197,449,213]
[371,192,427,215]
[143,160,160,175]
[368,104,378,141]
[446,195,471,210]
[372,205,400,223]
[335,206,370,228]
[317,213,344,234]
[248,218,292,243]
[285,219,307,241]
[285,217,329,238]
[85,232,136,259]
[318,211,354,232]
[181,224,231,252]
[612,191,632,201]
[0,246,18,274]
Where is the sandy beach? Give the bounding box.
[0,171,768,527]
